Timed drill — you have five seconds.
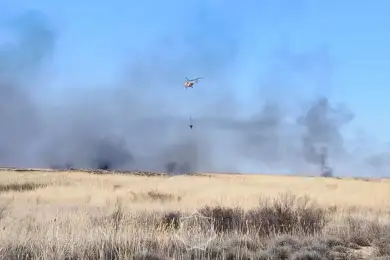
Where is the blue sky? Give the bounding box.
[1,0,390,143]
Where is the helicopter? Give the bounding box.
[184,77,203,89]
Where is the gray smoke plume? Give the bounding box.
[298,97,354,171]
[0,7,384,177]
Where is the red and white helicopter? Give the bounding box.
[183,77,203,129]
[184,77,203,89]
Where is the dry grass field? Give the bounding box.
[0,169,390,259]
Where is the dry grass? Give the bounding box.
[0,169,390,259]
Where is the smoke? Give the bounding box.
[0,5,386,177]
[298,98,354,167]
[0,10,55,167]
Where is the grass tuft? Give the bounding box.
[0,182,47,193]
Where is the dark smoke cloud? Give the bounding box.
[0,6,386,177]
[298,97,354,166]
[0,10,55,167]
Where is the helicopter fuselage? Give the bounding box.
[184,81,195,88]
